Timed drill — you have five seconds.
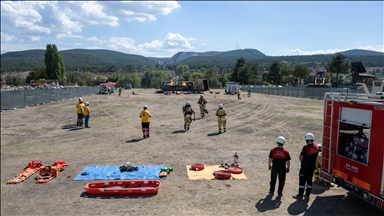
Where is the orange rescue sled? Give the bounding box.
[84,180,161,195]
[36,160,67,183]
[7,160,43,184]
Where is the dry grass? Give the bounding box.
[1,89,382,215]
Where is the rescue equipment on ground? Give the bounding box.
[213,170,232,180]
[35,160,67,183]
[228,166,243,174]
[190,164,204,171]
[159,166,173,178]
[7,160,43,184]
[119,162,139,172]
[84,180,161,195]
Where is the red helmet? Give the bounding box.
[79,99,83,103]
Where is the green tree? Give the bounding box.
[279,64,293,86]
[238,64,253,84]
[293,64,310,85]
[107,74,121,82]
[182,72,191,81]
[175,64,189,76]
[218,73,228,88]
[44,44,65,80]
[267,61,282,85]
[191,72,203,79]
[26,66,47,83]
[117,74,141,88]
[5,74,24,86]
[325,53,349,87]
[231,58,246,82]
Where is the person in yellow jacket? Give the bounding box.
[84,102,91,128]
[182,101,195,131]
[237,88,241,100]
[215,104,227,133]
[140,105,151,138]
[76,98,84,126]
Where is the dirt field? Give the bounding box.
[1,89,382,215]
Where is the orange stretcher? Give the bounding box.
[7,160,44,184]
[36,160,67,183]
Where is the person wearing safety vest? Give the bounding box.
[237,88,241,100]
[293,133,319,200]
[182,101,195,131]
[140,105,151,138]
[215,104,226,134]
[84,102,91,128]
[269,136,291,197]
[197,94,208,118]
[76,98,84,127]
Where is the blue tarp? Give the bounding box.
[73,165,165,181]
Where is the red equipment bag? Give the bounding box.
[190,164,204,171]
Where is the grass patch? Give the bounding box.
[274,115,323,125]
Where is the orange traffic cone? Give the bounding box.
[214,94,216,98]
[127,94,130,98]
[242,94,245,98]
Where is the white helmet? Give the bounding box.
[186,101,191,106]
[143,105,147,109]
[317,144,322,151]
[200,94,204,98]
[78,97,82,101]
[305,133,315,141]
[218,104,223,109]
[276,136,286,145]
[85,102,90,106]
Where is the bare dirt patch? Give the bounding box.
[1,89,381,215]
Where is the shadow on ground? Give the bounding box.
[287,198,309,215]
[255,194,282,212]
[207,132,220,136]
[79,191,157,199]
[172,130,185,134]
[126,138,143,143]
[62,124,84,131]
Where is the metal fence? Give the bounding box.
[1,86,100,110]
[241,85,366,100]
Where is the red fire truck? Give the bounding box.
[320,79,384,210]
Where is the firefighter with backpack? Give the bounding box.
[215,104,227,133]
[182,101,195,131]
[197,94,208,118]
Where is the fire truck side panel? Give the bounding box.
[327,101,384,199]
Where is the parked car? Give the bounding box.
[125,83,132,89]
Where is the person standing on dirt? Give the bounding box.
[268,136,291,197]
[215,104,226,134]
[118,87,122,97]
[247,89,251,97]
[140,105,151,138]
[84,102,91,128]
[182,101,195,131]
[237,88,241,100]
[76,98,84,126]
[197,94,208,118]
[293,133,319,200]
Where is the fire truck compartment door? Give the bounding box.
[339,107,372,128]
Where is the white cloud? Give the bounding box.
[164,33,194,49]
[74,43,83,46]
[0,1,180,43]
[280,45,384,56]
[1,32,16,42]
[107,37,137,51]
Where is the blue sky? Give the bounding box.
[1,1,383,57]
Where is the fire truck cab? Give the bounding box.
[320,80,384,210]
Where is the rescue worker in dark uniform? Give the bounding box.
[293,133,319,200]
[269,136,291,197]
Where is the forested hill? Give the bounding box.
[337,49,384,56]
[1,49,156,72]
[1,48,383,73]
